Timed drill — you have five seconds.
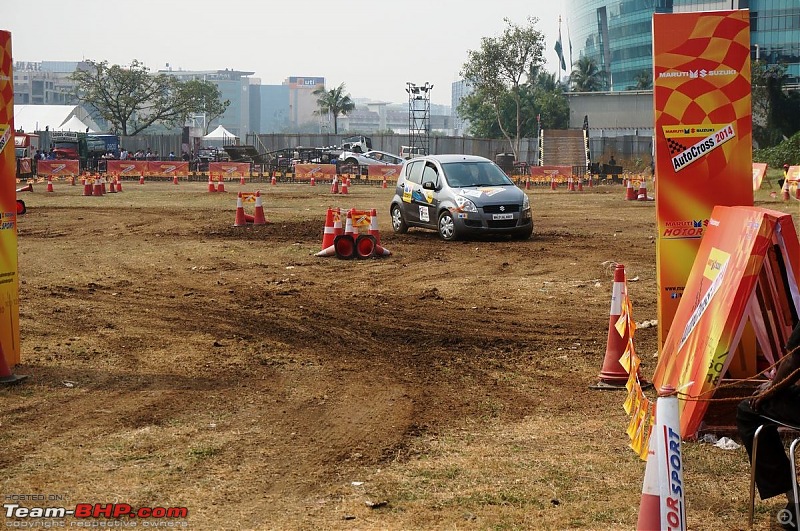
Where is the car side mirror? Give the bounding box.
[423,181,436,190]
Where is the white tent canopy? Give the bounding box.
[13,105,101,133]
[59,115,95,133]
[203,125,238,140]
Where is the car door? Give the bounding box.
[400,160,423,225]
[414,162,441,228]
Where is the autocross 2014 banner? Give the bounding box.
[653,10,753,351]
[0,30,20,367]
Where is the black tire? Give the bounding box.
[511,226,533,240]
[438,211,458,241]
[390,204,408,234]
[16,200,26,216]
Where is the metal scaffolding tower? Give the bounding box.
[406,82,432,155]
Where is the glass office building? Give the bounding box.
[566,0,799,90]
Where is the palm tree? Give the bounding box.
[312,83,355,134]
[570,57,604,92]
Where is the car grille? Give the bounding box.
[487,220,519,229]
[483,204,520,214]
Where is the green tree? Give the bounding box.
[312,83,355,134]
[180,79,231,134]
[570,57,605,92]
[71,60,225,136]
[458,68,568,140]
[633,70,652,90]
[460,17,545,159]
[752,60,800,148]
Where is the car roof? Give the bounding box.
[408,154,491,164]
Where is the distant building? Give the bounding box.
[12,61,81,105]
[566,0,799,90]
[250,84,290,134]
[283,76,325,131]
[450,80,473,136]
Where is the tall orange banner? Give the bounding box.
[653,10,753,350]
[0,31,20,366]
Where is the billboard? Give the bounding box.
[653,10,753,349]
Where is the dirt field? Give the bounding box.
[1,177,798,530]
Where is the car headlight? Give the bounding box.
[455,195,478,212]
[522,194,530,210]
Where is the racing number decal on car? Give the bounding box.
[419,206,430,222]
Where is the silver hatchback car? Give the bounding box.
[389,154,533,240]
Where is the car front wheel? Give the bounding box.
[438,211,458,241]
[390,204,408,234]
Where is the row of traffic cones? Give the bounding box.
[207,176,227,193]
[625,179,653,201]
[233,191,268,226]
[316,208,391,259]
[82,176,123,196]
[330,176,351,195]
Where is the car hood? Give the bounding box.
[452,185,524,204]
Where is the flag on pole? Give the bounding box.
[555,16,567,72]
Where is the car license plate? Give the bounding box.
[492,213,513,220]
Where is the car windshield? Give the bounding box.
[441,162,514,188]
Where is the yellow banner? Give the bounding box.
[0,31,20,366]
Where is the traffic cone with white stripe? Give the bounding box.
[625,179,637,200]
[315,208,339,257]
[550,176,557,190]
[233,192,247,227]
[108,176,117,193]
[577,177,584,192]
[208,176,217,193]
[341,178,349,195]
[592,263,630,389]
[173,175,179,185]
[334,210,356,259]
[46,176,54,192]
[382,177,388,189]
[310,176,316,187]
[369,208,391,256]
[253,191,267,225]
[637,179,649,201]
[636,431,660,530]
[330,176,339,194]
[217,178,225,193]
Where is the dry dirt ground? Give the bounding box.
[1,178,798,530]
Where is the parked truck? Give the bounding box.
[14,133,39,179]
[50,131,120,171]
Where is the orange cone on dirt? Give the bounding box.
[208,176,217,193]
[330,176,339,194]
[368,208,391,256]
[0,342,27,386]
[92,178,103,197]
[636,432,660,530]
[341,178,349,195]
[116,178,123,192]
[108,177,117,193]
[637,180,648,201]
[382,177,388,189]
[83,181,93,196]
[252,191,267,225]
[240,176,246,186]
[233,192,247,227]
[625,179,637,200]
[577,177,584,192]
[70,175,76,186]
[316,208,339,257]
[139,175,145,185]
[593,263,631,389]
[525,179,531,190]
[343,209,355,240]
[173,175,179,185]
[310,176,316,187]
[271,175,277,186]
[217,178,225,193]
[550,176,557,190]
[46,176,54,193]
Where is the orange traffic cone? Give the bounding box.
[316,208,339,257]
[330,176,339,194]
[139,175,145,185]
[83,181,93,196]
[310,176,316,187]
[382,178,388,189]
[355,235,376,258]
[334,210,356,259]
[341,178,349,195]
[525,179,531,190]
[70,175,76,186]
[0,342,27,386]
[636,432,660,530]
[588,175,593,188]
[368,208,391,256]
[592,263,631,389]
[240,176,246,186]
[173,175,179,185]
[343,209,355,240]
[217,178,225,193]
[252,191,267,225]
[233,192,247,227]
[782,178,791,201]
[637,180,649,201]
[115,178,122,192]
[577,177,584,192]
[46,176,54,193]
[550,176,557,190]
[625,179,637,200]
[208,176,217,193]
[92,178,103,196]
[567,176,574,191]
[108,177,117,193]
[271,176,277,186]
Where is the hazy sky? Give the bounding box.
[4,0,568,107]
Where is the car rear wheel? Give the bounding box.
[390,204,408,234]
[438,211,458,241]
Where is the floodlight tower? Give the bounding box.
[406,82,433,155]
